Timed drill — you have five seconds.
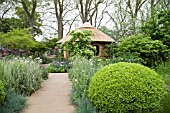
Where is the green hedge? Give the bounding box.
[88,62,167,113]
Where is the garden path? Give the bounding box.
[22,73,75,113]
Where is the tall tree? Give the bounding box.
[0,0,16,19]
[126,0,147,34]
[106,0,148,40]
[54,0,64,39]
[53,0,79,39]
[76,0,104,26]
[19,0,38,36]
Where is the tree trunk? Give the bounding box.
[28,17,35,36]
[57,17,63,39]
[21,0,37,38]
[151,0,155,17]
[54,0,64,39]
[78,0,103,24]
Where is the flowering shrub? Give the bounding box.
[61,29,96,58]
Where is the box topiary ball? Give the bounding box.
[0,80,5,105]
[88,62,167,113]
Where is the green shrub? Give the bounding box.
[0,89,27,113]
[114,34,169,67]
[0,80,5,105]
[88,62,167,113]
[0,57,43,96]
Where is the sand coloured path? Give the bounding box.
[22,73,75,113]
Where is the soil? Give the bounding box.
[22,73,75,113]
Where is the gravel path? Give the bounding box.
[22,73,75,113]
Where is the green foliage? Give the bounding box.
[141,10,170,47]
[88,62,167,113]
[110,52,144,64]
[43,37,58,49]
[0,28,36,51]
[0,80,5,105]
[41,68,49,80]
[156,57,170,112]
[0,89,27,113]
[30,41,49,56]
[45,62,68,73]
[76,99,96,113]
[114,34,169,67]
[156,58,170,86]
[15,1,42,35]
[41,56,53,64]
[0,18,28,33]
[69,57,106,112]
[30,37,59,58]
[61,29,96,58]
[160,93,170,113]
[99,26,114,39]
[0,57,43,96]
[45,64,58,73]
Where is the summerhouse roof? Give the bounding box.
[57,22,115,43]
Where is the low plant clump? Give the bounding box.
[0,56,44,113]
[0,89,27,113]
[0,57,43,96]
[69,57,106,113]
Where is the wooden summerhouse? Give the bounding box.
[58,22,115,58]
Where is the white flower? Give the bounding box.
[29,56,32,59]
[75,79,78,82]
[35,57,40,60]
